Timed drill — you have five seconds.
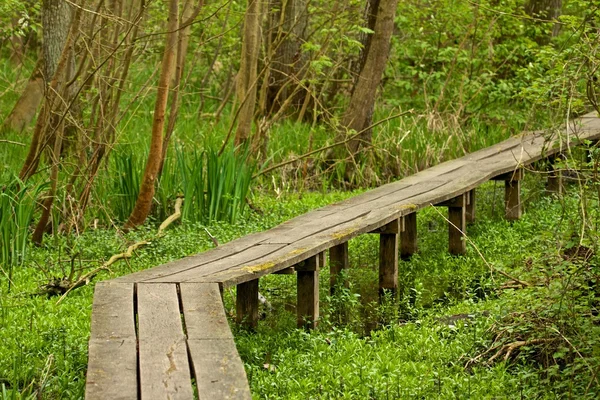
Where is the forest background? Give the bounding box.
[1,0,600,398]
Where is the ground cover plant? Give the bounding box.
[1,0,600,398]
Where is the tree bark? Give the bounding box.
[125,0,179,229]
[159,0,203,175]
[341,0,399,155]
[234,0,264,148]
[526,0,562,41]
[42,0,72,81]
[264,0,308,116]
[1,56,44,134]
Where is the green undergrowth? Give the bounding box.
[231,177,600,399]
[0,176,599,399]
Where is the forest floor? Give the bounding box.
[1,173,599,399]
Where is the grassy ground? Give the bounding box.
[1,174,599,399]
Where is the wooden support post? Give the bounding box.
[329,242,349,295]
[297,255,319,329]
[400,213,417,260]
[493,168,523,221]
[546,154,563,195]
[236,279,259,329]
[379,219,399,300]
[466,189,476,223]
[445,194,467,255]
[319,251,327,269]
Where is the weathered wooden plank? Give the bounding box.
[137,283,193,400]
[329,242,349,294]
[86,282,137,400]
[187,339,251,400]
[297,255,319,329]
[150,244,286,283]
[400,213,417,259]
[447,194,467,255]
[112,231,272,283]
[180,283,233,340]
[89,282,136,339]
[379,226,398,299]
[236,279,259,329]
[86,339,138,400]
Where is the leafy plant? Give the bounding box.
[0,178,46,290]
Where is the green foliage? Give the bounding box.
[0,178,46,290]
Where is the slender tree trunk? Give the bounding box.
[125,0,179,229]
[341,0,399,155]
[42,0,72,81]
[526,0,562,42]
[234,0,264,148]
[159,0,203,175]
[264,0,308,116]
[1,56,44,134]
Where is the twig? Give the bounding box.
[55,198,184,305]
[0,139,26,146]
[487,338,553,364]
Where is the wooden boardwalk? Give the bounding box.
[86,113,600,399]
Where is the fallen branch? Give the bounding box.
[487,338,553,364]
[0,139,26,146]
[54,198,183,304]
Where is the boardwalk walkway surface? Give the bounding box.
[86,113,600,399]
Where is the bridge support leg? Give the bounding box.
[236,279,259,329]
[297,255,320,329]
[379,219,400,301]
[493,168,523,221]
[442,194,467,255]
[400,213,417,260]
[329,243,349,295]
[466,189,476,223]
[546,154,563,195]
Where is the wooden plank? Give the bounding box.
[297,255,319,329]
[447,194,466,255]
[86,339,138,400]
[400,213,417,259]
[379,230,398,300]
[329,242,349,294]
[180,283,233,340]
[89,282,136,339]
[149,243,286,283]
[85,282,137,400]
[112,231,273,283]
[187,339,251,400]
[137,283,193,400]
[466,189,476,223]
[86,282,137,400]
[236,279,259,329]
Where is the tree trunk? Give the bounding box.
[159,0,203,175]
[526,0,562,41]
[264,0,308,116]
[125,0,179,229]
[234,0,264,148]
[341,0,399,155]
[1,56,44,134]
[42,0,72,81]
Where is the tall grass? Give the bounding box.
[0,178,46,290]
[106,145,254,225]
